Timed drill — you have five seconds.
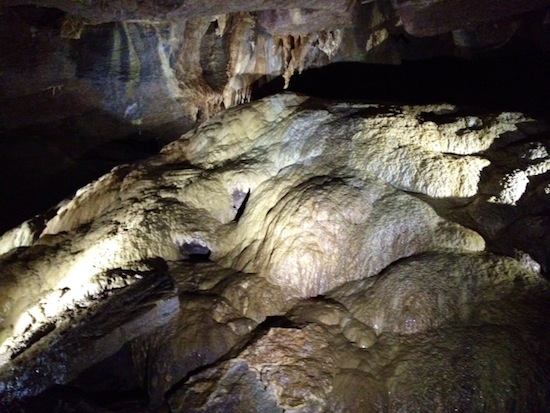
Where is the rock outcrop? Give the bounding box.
[1,93,549,412]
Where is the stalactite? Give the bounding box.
[223,13,259,108]
[286,35,308,88]
[276,30,341,88]
[317,29,343,60]
[222,15,344,107]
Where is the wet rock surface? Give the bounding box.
[1,93,550,412]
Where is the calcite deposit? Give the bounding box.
[1,93,549,412]
[2,0,550,235]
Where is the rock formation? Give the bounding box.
[1,93,549,412]
[2,0,550,232]
[2,0,550,411]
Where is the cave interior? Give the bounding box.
[1,1,550,412]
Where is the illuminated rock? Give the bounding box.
[168,252,550,412]
[0,93,549,411]
[0,260,179,400]
[330,252,547,335]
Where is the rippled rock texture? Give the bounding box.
[3,1,550,233]
[1,93,550,412]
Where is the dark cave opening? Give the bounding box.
[179,241,212,263]
[252,57,550,119]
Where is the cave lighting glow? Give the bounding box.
[0,236,133,367]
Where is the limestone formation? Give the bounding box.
[1,93,549,412]
[2,1,549,235]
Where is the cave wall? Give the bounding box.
[3,0,550,139]
[1,1,550,234]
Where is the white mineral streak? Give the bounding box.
[0,93,538,363]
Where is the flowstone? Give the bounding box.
[1,93,549,412]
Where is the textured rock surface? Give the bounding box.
[2,0,550,233]
[394,0,550,37]
[0,261,178,400]
[1,93,549,412]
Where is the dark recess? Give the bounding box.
[179,241,212,262]
[253,57,550,119]
[233,189,251,222]
[0,129,161,234]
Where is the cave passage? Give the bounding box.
[253,57,550,119]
